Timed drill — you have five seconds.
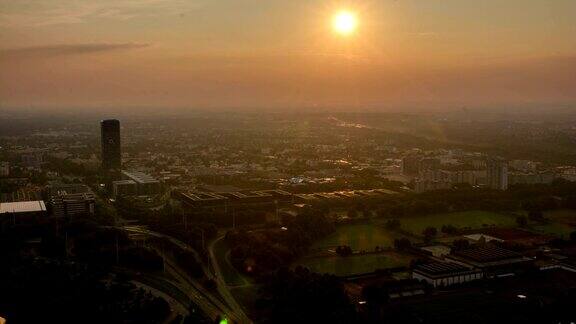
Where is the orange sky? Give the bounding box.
[1,0,575,111]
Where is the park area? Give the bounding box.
[297,252,413,277]
[527,209,576,239]
[295,223,413,276]
[398,210,518,235]
[311,223,398,251]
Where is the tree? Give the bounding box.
[385,219,401,230]
[516,216,528,227]
[336,245,353,257]
[362,209,373,219]
[422,227,437,242]
[393,238,412,250]
[347,208,358,218]
[528,210,544,221]
[441,225,458,235]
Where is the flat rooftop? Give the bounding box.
[199,184,243,193]
[452,247,523,263]
[414,262,476,276]
[181,191,227,201]
[49,184,94,196]
[0,200,46,214]
[113,180,137,185]
[122,170,159,184]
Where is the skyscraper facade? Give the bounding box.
[487,158,508,190]
[100,119,121,170]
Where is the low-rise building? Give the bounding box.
[48,184,96,218]
[0,200,47,224]
[412,261,483,287]
[122,170,161,195]
[112,180,138,198]
[445,246,533,278]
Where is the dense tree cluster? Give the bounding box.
[257,267,358,324]
[0,258,170,324]
[226,207,335,276]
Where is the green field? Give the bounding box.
[544,209,576,225]
[297,252,412,276]
[311,223,397,251]
[531,223,575,239]
[399,211,517,235]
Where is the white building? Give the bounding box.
[0,200,47,224]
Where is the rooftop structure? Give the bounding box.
[0,200,47,224]
[446,246,533,277]
[122,170,159,184]
[413,261,482,287]
[175,189,293,208]
[0,200,46,214]
[121,170,161,195]
[48,184,95,217]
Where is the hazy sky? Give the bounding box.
[1,0,575,111]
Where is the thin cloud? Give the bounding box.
[0,0,205,28]
[0,43,150,59]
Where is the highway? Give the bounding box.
[120,225,251,323]
[208,234,253,324]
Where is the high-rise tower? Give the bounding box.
[100,119,121,170]
[487,158,508,190]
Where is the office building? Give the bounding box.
[487,158,508,190]
[419,158,441,172]
[48,184,96,218]
[0,162,9,177]
[112,180,138,198]
[402,154,421,176]
[101,119,121,170]
[121,170,161,195]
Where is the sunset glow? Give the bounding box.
[333,11,357,36]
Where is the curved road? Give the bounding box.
[208,234,253,324]
[120,226,251,323]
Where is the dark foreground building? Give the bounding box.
[100,119,121,170]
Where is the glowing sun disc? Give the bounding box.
[333,11,357,35]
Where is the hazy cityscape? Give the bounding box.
[1,1,576,324]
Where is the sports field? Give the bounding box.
[311,223,397,251]
[297,252,412,277]
[399,211,517,235]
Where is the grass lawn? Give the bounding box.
[297,252,412,277]
[531,222,575,239]
[311,223,398,251]
[544,209,576,226]
[399,211,517,235]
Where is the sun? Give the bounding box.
[333,11,357,36]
